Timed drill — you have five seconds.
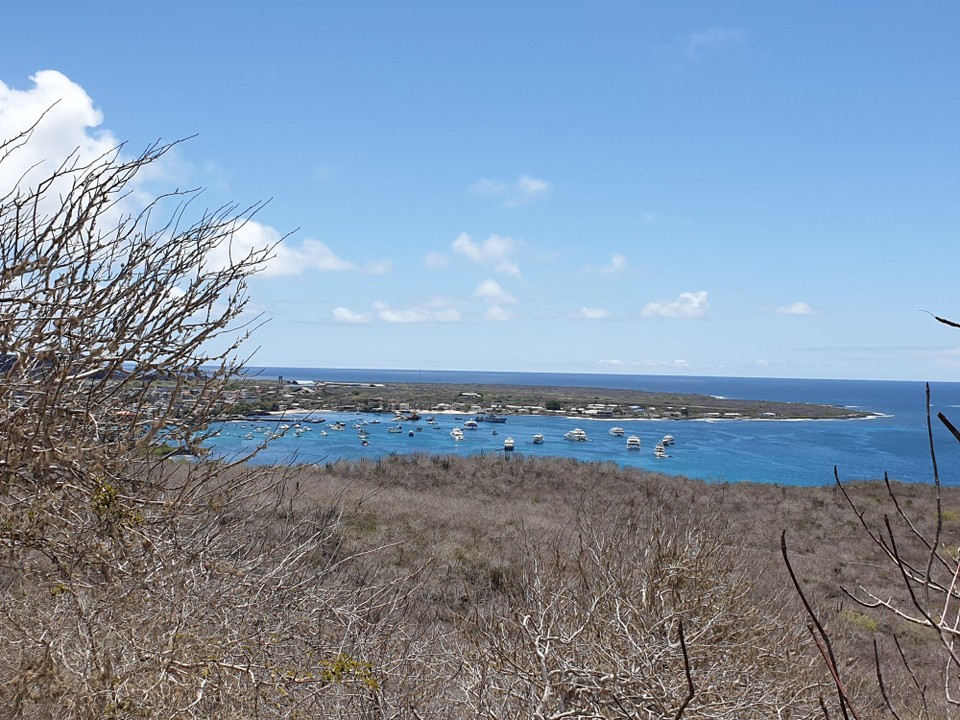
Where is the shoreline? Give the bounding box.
[227,377,874,423]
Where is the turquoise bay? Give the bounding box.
[206,369,960,487]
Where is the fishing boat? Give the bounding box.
[626,435,641,450]
[503,437,515,451]
[608,426,625,437]
[564,428,588,442]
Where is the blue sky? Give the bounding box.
[2,2,960,381]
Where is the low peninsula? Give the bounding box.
[227,376,872,421]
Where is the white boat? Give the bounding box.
[626,435,641,450]
[503,437,515,451]
[532,433,544,444]
[608,426,625,437]
[661,434,675,446]
[654,442,668,458]
[388,425,403,433]
[463,419,478,430]
[564,428,588,442]
[450,428,464,441]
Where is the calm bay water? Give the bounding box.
[208,369,960,487]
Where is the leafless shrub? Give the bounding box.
[457,501,826,718]
[784,316,960,718]
[0,119,441,718]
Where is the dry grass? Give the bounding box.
[262,453,960,716]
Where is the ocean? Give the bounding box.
[207,368,960,487]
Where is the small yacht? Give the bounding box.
[661,434,675,446]
[388,425,403,433]
[564,428,588,442]
[450,428,464,441]
[654,442,668,458]
[608,426,625,437]
[463,419,478,430]
[503,437,515,451]
[532,433,544,444]
[626,435,641,450]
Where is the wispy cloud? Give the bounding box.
[423,251,448,270]
[773,301,817,316]
[641,291,710,319]
[469,174,551,207]
[474,278,518,305]
[483,306,513,322]
[572,307,611,320]
[602,254,628,274]
[454,233,521,278]
[372,301,461,324]
[686,27,746,57]
[332,306,371,324]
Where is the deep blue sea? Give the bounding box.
[206,368,960,487]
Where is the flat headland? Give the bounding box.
[229,376,872,421]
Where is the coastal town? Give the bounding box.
[218,374,870,422]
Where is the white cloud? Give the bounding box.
[469,174,551,207]
[774,301,817,316]
[641,291,710,319]
[371,301,461,324]
[0,71,117,196]
[483,306,513,322]
[424,251,448,270]
[454,233,521,277]
[474,278,518,305]
[332,307,371,324]
[599,359,625,367]
[602,254,628,274]
[209,220,391,278]
[686,27,746,56]
[572,307,611,320]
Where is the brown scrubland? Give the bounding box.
[4,119,959,718]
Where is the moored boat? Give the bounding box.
[450,428,464,440]
[654,441,668,458]
[661,434,675,446]
[503,436,515,451]
[532,433,544,444]
[608,426,625,437]
[564,428,588,442]
[626,435,641,450]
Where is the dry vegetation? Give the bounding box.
[3,116,960,718]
